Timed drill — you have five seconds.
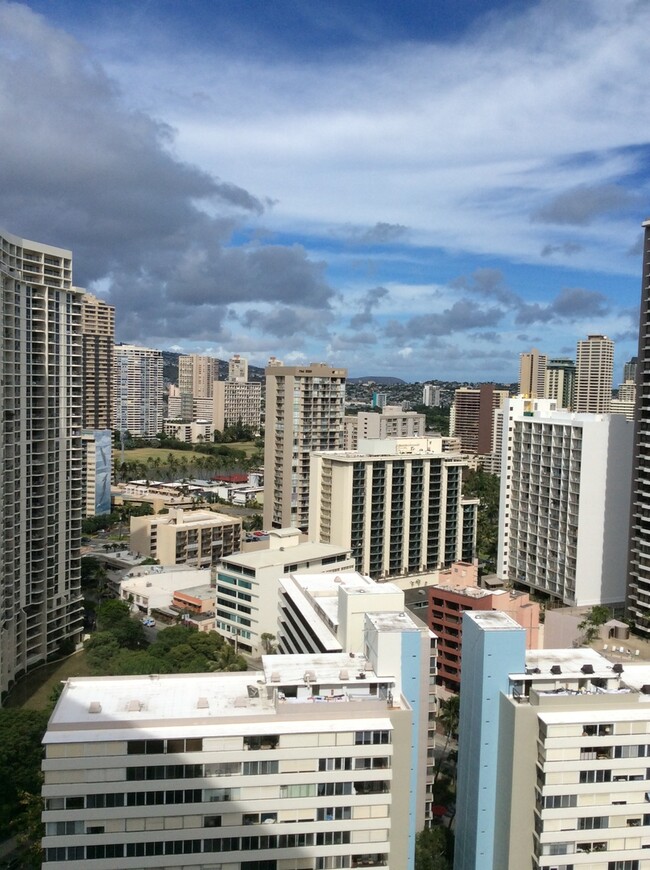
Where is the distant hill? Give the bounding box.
[347,376,406,385]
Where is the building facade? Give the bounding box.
[42,638,425,869]
[574,334,614,413]
[456,609,650,870]
[309,437,478,579]
[81,429,112,517]
[130,508,242,568]
[212,380,262,433]
[357,406,426,440]
[519,348,547,398]
[178,354,219,400]
[264,362,347,531]
[628,219,650,636]
[113,344,163,437]
[422,384,442,407]
[498,398,634,606]
[80,292,114,429]
[0,229,84,694]
[214,528,355,655]
[228,353,248,382]
[163,419,213,444]
[544,357,575,410]
[450,385,509,456]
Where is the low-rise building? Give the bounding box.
[214,528,355,655]
[130,508,241,568]
[119,566,212,615]
[163,419,213,444]
[42,614,431,868]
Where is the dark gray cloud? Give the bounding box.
[386,299,504,341]
[540,241,583,257]
[240,305,333,340]
[349,285,388,328]
[349,222,408,245]
[515,287,609,325]
[531,184,633,226]
[0,3,334,343]
[450,268,520,307]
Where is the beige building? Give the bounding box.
[42,614,429,869]
[342,406,426,451]
[113,343,163,437]
[228,353,248,382]
[212,379,262,432]
[163,419,213,444]
[544,357,575,410]
[574,333,614,413]
[518,347,547,398]
[80,292,114,429]
[309,436,478,580]
[178,353,219,399]
[214,527,355,655]
[0,230,84,694]
[130,507,241,568]
[611,379,637,421]
[264,362,347,531]
[167,385,213,422]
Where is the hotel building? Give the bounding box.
[309,437,478,580]
[113,343,163,438]
[498,398,633,607]
[130,508,242,569]
[574,334,614,414]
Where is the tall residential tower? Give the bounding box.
[574,334,614,413]
[264,362,346,531]
[0,230,84,694]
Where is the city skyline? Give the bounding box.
[1,1,649,381]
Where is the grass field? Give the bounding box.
[4,650,92,711]
[123,441,259,464]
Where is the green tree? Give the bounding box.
[96,599,131,631]
[415,826,453,870]
[260,633,277,654]
[0,709,49,839]
[463,468,500,568]
[12,789,44,869]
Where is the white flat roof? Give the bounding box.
[515,647,613,678]
[46,672,395,743]
[220,541,351,571]
[262,651,384,684]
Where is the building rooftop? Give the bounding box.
[518,647,614,678]
[174,584,215,600]
[261,651,383,686]
[220,541,351,571]
[366,611,425,633]
[466,610,522,631]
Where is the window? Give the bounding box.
[355,730,390,745]
[244,735,279,750]
[580,770,611,784]
[281,783,316,798]
[243,760,279,775]
[316,831,351,846]
[204,815,222,827]
[608,862,639,870]
[615,745,650,759]
[578,817,608,830]
[317,807,351,821]
[583,724,613,736]
[544,795,577,809]
[205,761,241,777]
[319,757,352,771]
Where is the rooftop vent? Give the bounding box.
[641,684,650,694]
[303,670,317,683]
[550,665,562,675]
[88,701,102,714]
[127,699,143,712]
[613,663,624,675]
[196,697,209,709]
[339,669,349,680]
[581,664,594,674]
[270,671,281,683]
[234,697,248,708]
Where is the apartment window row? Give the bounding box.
[127,738,202,755]
[355,730,390,745]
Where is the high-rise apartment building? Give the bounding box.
[518,347,547,398]
[212,380,262,433]
[450,384,509,456]
[0,229,84,694]
[498,398,633,606]
[611,379,637,421]
[544,357,575,409]
[113,343,163,438]
[43,616,430,868]
[178,353,219,400]
[628,219,650,635]
[264,362,346,531]
[455,610,650,870]
[422,383,442,407]
[80,292,114,429]
[228,353,248,382]
[624,355,638,384]
[574,334,614,413]
[310,436,477,579]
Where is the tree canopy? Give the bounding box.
[463,468,500,569]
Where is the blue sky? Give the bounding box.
[1,0,648,381]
